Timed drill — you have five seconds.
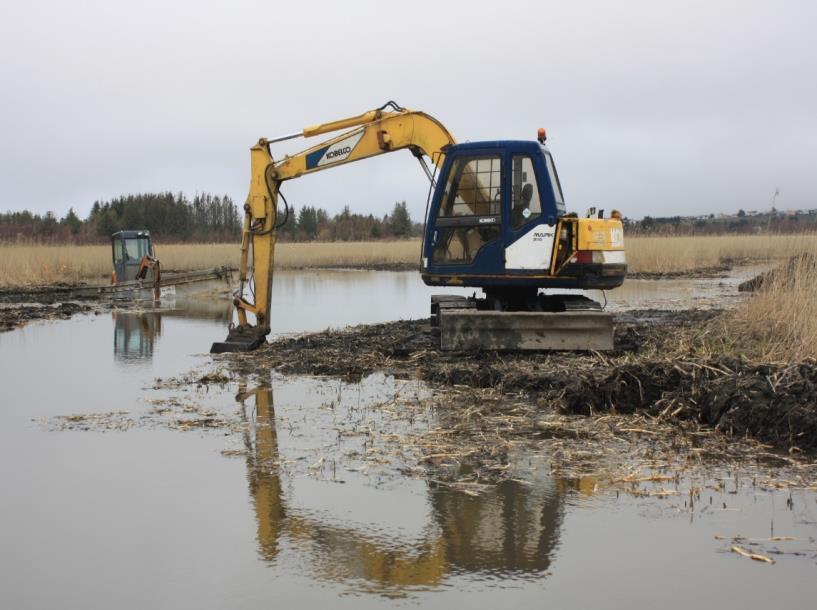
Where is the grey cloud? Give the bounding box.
[1,0,815,221]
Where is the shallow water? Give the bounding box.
[1,269,814,609]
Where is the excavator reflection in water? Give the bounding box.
[237,380,597,592]
[112,299,233,363]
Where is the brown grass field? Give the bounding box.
[1,234,815,287]
[1,234,814,360]
[0,240,422,286]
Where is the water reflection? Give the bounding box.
[237,381,567,593]
[112,298,232,363]
[113,311,161,362]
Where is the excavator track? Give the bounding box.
[431,294,613,351]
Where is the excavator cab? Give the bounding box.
[422,140,626,296]
[111,230,153,283]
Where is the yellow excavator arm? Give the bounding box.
[212,102,457,352]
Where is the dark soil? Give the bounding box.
[0,284,112,332]
[279,262,419,272]
[0,284,98,305]
[229,308,716,380]
[564,357,817,452]
[627,264,732,280]
[0,301,98,332]
[219,308,817,453]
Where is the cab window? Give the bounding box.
[439,156,502,217]
[432,225,500,265]
[511,155,542,229]
[113,240,124,264]
[544,152,565,213]
[432,154,502,265]
[123,237,150,262]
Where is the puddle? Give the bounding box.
[1,267,814,609]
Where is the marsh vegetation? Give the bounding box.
[2,233,816,286]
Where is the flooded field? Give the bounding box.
[1,269,815,609]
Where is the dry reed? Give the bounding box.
[0,240,421,286]
[625,234,817,274]
[1,234,814,287]
[720,254,817,361]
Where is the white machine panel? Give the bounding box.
[505,225,556,271]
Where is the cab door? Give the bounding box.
[503,152,558,274]
[424,149,506,276]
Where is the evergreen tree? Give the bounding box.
[62,208,82,235]
[390,201,412,237]
[298,206,318,238]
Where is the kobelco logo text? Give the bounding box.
[326,146,352,159]
[313,131,365,168]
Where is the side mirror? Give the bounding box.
[547,215,555,226]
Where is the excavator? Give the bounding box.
[211,102,626,353]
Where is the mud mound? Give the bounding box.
[627,264,731,280]
[738,253,817,292]
[564,357,817,451]
[224,308,817,452]
[0,283,97,305]
[240,309,714,384]
[0,301,94,332]
[0,283,107,332]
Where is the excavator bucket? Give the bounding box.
[210,328,267,353]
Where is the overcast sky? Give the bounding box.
[1,0,815,221]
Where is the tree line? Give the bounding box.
[0,194,420,243]
[624,209,817,236]
[0,192,241,242]
[278,201,420,241]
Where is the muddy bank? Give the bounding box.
[278,262,419,272]
[626,256,768,280]
[221,310,817,453]
[0,301,100,332]
[626,264,732,280]
[564,357,817,452]
[0,284,100,305]
[0,282,172,332]
[738,252,816,292]
[0,283,116,332]
[227,309,716,381]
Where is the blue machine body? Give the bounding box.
[421,140,574,289]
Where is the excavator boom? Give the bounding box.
[211,103,457,353]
